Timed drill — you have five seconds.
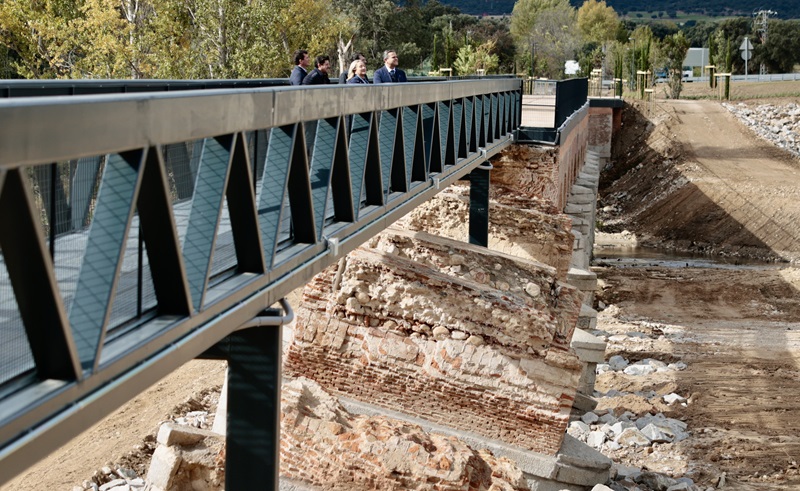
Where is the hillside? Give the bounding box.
[439,0,800,19]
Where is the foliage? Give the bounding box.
[452,40,499,74]
[577,0,619,44]
[510,0,579,78]
[660,31,690,98]
[757,20,800,73]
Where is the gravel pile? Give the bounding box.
[723,101,800,158]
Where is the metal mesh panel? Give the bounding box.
[106,217,157,335]
[172,139,204,246]
[27,159,105,313]
[0,246,35,385]
[210,201,236,279]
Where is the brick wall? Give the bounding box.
[285,242,582,456]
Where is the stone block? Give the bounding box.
[157,422,219,447]
[146,445,181,491]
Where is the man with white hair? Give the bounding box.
[373,50,407,83]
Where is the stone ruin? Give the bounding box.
[141,140,612,491]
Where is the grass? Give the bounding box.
[675,80,800,102]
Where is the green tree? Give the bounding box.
[661,31,690,98]
[758,20,800,74]
[576,0,619,45]
[453,40,499,75]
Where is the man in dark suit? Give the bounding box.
[302,55,331,85]
[373,50,407,84]
[289,50,309,86]
[339,53,368,84]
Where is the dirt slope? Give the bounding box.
[602,99,800,263]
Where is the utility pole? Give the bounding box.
[754,9,777,75]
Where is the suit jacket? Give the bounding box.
[373,66,407,84]
[301,68,330,85]
[346,75,369,84]
[340,71,370,84]
[289,66,307,86]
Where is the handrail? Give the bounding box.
[0,77,522,485]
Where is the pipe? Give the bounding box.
[237,298,294,329]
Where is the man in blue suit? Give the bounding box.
[373,50,407,84]
[289,50,309,86]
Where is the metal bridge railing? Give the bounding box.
[0,78,522,486]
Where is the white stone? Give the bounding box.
[615,427,651,447]
[466,335,484,346]
[591,484,614,491]
[663,393,686,405]
[623,364,656,376]
[641,423,673,443]
[449,254,466,265]
[99,480,127,491]
[668,361,688,371]
[146,445,182,490]
[609,421,635,437]
[524,282,541,297]
[587,430,606,449]
[450,330,468,340]
[568,420,590,439]
[432,326,450,340]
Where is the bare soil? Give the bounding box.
[596,96,800,489]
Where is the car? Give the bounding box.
[654,77,668,84]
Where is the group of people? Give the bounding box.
[289,49,408,86]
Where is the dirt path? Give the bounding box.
[605,99,800,263]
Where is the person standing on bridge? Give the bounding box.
[302,55,332,85]
[340,53,368,84]
[290,49,309,86]
[346,60,369,84]
[373,50,407,83]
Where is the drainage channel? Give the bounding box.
[592,245,788,271]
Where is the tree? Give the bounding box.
[757,19,800,74]
[576,0,619,45]
[510,0,577,78]
[531,2,579,79]
[660,31,689,98]
[453,40,499,75]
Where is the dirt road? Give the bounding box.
[604,99,800,263]
[597,97,800,488]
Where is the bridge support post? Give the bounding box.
[468,161,493,247]
[224,316,283,491]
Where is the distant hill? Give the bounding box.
[438,0,799,20]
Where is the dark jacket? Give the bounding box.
[346,75,369,84]
[339,71,370,84]
[373,66,407,84]
[289,66,307,86]
[302,68,330,85]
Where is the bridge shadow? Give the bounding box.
[595,101,800,487]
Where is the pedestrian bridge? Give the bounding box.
[0,76,589,489]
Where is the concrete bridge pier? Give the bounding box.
[565,100,624,417]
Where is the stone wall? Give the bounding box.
[285,231,583,456]
[396,187,575,279]
[280,378,531,491]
